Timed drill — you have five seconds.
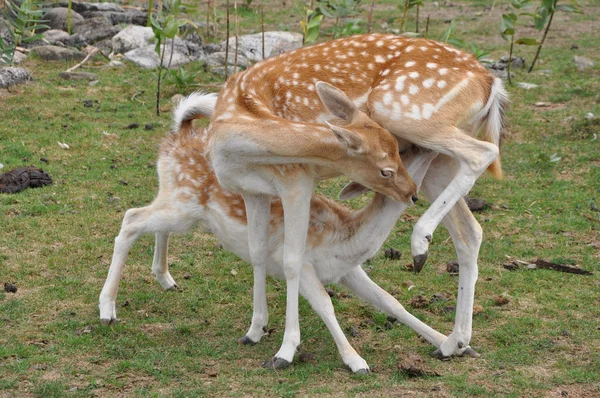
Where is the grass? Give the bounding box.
[1,0,599,396]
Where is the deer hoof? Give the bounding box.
[100,317,116,326]
[238,336,257,346]
[263,357,291,370]
[354,368,370,375]
[461,347,481,358]
[413,253,428,273]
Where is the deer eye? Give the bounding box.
[380,169,393,178]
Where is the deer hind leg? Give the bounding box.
[299,263,369,374]
[99,204,198,324]
[239,193,271,345]
[263,177,314,370]
[420,155,483,358]
[340,267,448,349]
[409,127,498,271]
[152,232,177,290]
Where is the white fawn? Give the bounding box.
[99,93,459,374]
[206,33,508,360]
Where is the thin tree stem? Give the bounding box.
[425,14,430,39]
[261,0,264,60]
[234,1,238,74]
[528,10,554,73]
[225,0,230,79]
[367,0,375,33]
[507,35,514,85]
[415,5,419,33]
[157,41,166,116]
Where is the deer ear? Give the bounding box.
[326,122,364,155]
[316,81,358,122]
[338,182,370,200]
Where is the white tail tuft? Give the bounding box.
[172,92,218,133]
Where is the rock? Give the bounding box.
[11,51,27,65]
[586,113,595,120]
[489,69,514,80]
[81,10,147,26]
[41,7,84,32]
[534,102,552,107]
[205,51,250,69]
[218,31,303,63]
[516,82,538,90]
[108,60,124,68]
[0,67,33,88]
[93,38,113,57]
[43,29,71,45]
[209,65,244,77]
[499,55,525,69]
[111,25,154,55]
[464,196,489,211]
[4,283,17,293]
[446,260,459,274]
[72,17,121,44]
[123,39,204,69]
[573,56,594,71]
[59,72,99,81]
[0,166,52,193]
[179,22,204,46]
[31,45,85,61]
[56,1,124,13]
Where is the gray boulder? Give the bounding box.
[56,1,124,13]
[0,67,32,88]
[218,31,303,63]
[72,16,121,44]
[123,38,204,69]
[205,51,250,69]
[30,45,85,61]
[42,8,84,32]
[43,29,71,45]
[12,50,27,64]
[81,10,147,26]
[111,25,154,55]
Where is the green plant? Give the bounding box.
[0,0,48,64]
[165,67,200,93]
[397,0,423,33]
[317,0,362,39]
[500,0,539,84]
[300,8,324,44]
[528,0,583,72]
[150,0,188,116]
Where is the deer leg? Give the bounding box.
[340,267,448,348]
[152,232,177,290]
[263,179,314,370]
[99,206,156,324]
[239,193,272,345]
[409,129,498,271]
[420,155,482,358]
[299,263,369,374]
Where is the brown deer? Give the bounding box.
[99,94,462,374]
[206,33,507,364]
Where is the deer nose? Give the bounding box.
[411,195,419,204]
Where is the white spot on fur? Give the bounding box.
[409,71,419,78]
[422,103,434,119]
[375,55,386,63]
[406,45,414,52]
[374,102,391,118]
[376,40,384,47]
[381,69,390,76]
[426,63,437,69]
[395,75,407,91]
[391,102,402,120]
[435,78,469,111]
[437,80,447,89]
[423,78,435,88]
[405,61,416,67]
[383,92,393,105]
[401,95,409,105]
[409,84,419,95]
[439,68,448,75]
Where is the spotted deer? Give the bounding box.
[206,33,508,362]
[99,94,463,374]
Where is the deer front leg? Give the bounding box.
[263,180,314,370]
[239,194,272,345]
[411,130,498,271]
[300,263,369,374]
[340,267,448,349]
[421,155,482,358]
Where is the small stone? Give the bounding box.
[503,263,518,271]
[108,60,124,68]
[384,321,394,330]
[59,72,99,81]
[107,196,120,203]
[0,67,33,89]
[494,295,510,306]
[534,102,552,107]
[183,273,191,280]
[573,56,594,71]
[384,247,402,260]
[144,123,155,131]
[464,196,489,211]
[348,326,360,337]
[570,44,579,50]
[121,300,129,307]
[446,260,459,274]
[516,82,538,90]
[409,295,430,308]
[585,113,595,120]
[4,283,17,293]
[125,123,139,129]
